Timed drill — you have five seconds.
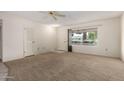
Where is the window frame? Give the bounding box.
[71,28,98,46]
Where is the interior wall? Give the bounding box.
[0,22,2,59]
[121,14,124,61]
[33,25,56,54]
[57,17,121,58]
[56,27,68,51]
[0,13,56,62]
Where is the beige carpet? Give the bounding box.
[0,62,8,80]
[5,52,124,81]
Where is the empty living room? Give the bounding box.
[0,11,124,81]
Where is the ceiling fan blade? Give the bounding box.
[55,14,65,17]
[53,11,66,17]
[52,15,57,20]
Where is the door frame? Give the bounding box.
[68,29,72,52]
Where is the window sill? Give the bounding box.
[72,43,97,46]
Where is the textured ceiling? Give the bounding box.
[3,11,123,25]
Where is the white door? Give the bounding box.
[57,28,68,51]
[24,28,35,57]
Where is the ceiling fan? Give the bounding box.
[40,11,66,20]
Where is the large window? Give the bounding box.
[72,33,83,44]
[71,28,97,45]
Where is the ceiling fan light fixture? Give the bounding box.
[48,11,66,20]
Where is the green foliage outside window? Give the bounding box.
[72,31,97,45]
[88,32,97,40]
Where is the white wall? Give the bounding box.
[121,14,124,61]
[56,27,68,51]
[0,13,56,62]
[0,23,2,59]
[33,25,56,54]
[57,17,121,58]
